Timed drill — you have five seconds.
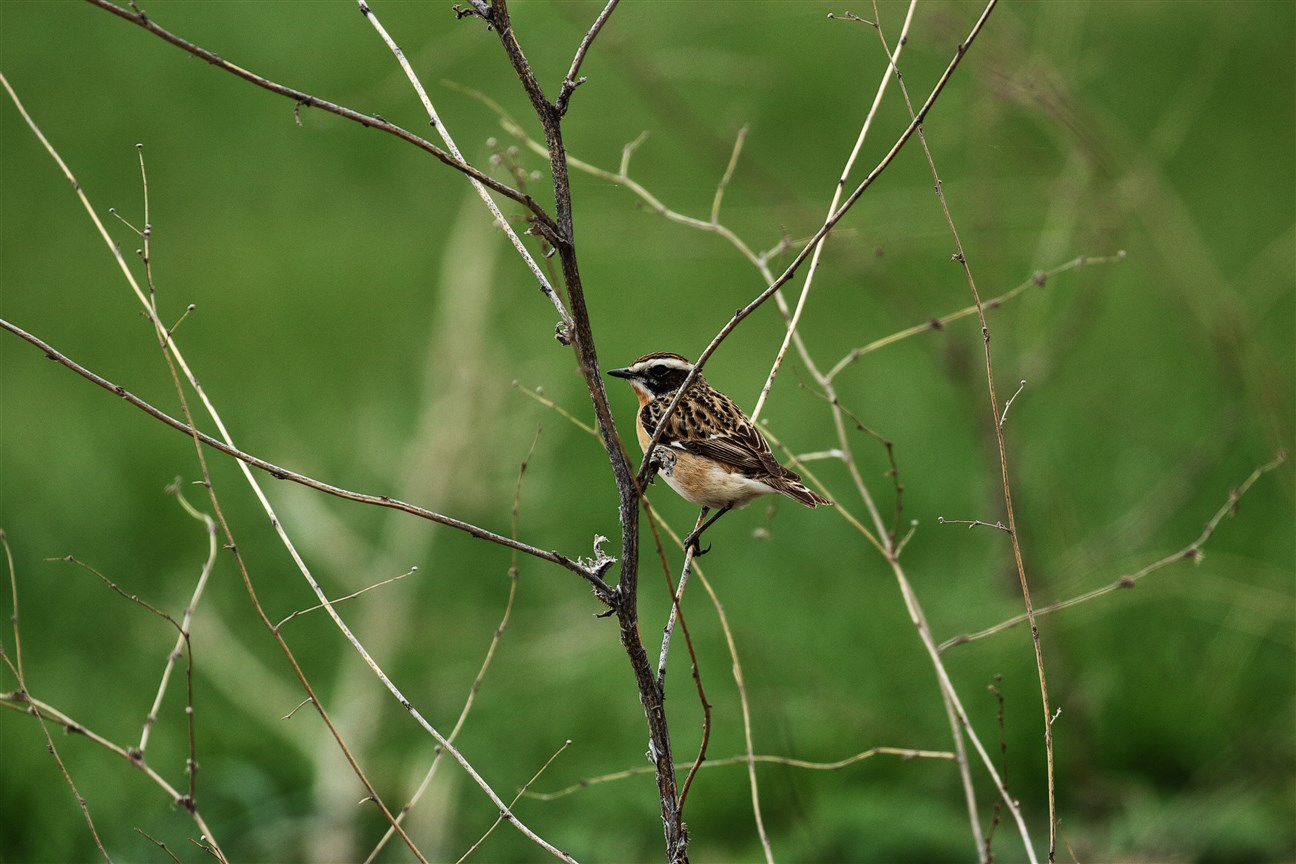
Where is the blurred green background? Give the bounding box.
[2,1,1292,862]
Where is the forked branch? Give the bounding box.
[0,318,612,596]
[83,0,558,235]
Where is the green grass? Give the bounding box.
[1,1,1292,862]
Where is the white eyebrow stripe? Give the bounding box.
[644,358,693,372]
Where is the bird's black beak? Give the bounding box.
[607,367,633,380]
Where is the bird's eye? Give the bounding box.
[649,365,667,378]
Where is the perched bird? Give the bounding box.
[608,352,830,554]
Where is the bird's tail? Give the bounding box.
[772,474,831,508]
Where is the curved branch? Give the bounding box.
[83,0,559,236]
[0,317,611,597]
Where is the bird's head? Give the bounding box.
[607,352,699,403]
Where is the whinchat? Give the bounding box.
[608,352,830,553]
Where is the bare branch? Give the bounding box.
[748,0,912,425]
[455,740,573,864]
[999,380,1027,428]
[81,0,558,234]
[0,686,226,861]
[525,745,954,801]
[275,567,419,631]
[476,3,687,859]
[0,317,608,594]
[637,0,1002,488]
[3,536,207,861]
[4,55,573,864]
[939,452,1289,651]
[867,2,1050,852]
[825,252,1126,380]
[357,0,575,338]
[711,125,748,225]
[555,0,621,116]
[938,516,1013,534]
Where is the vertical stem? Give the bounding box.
[488,2,685,859]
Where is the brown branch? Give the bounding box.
[473,2,684,859]
[3,71,573,860]
[555,0,621,116]
[364,429,538,864]
[0,317,611,597]
[642,509,712,824]
[0,690,219,861]
[356,0,574,337]
[82,0,558,237]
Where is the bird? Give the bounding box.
[607,351,830,554]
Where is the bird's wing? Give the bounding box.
[641,389,796,480]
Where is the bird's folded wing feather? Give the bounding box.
[643,395,797,480]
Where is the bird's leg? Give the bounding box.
[684,505,731,556]
[683,507,709,556]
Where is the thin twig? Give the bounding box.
[455,740,573,864]
[524,745,955,801]
[869,2,1052,856]
[0,687,225,861]
[694,567,774,864]
[639,0,1001,489]
[3,537,139,862]
[748,0,914,425]
[513,381,597,435]
[0,73,570,863]
[0,317,608,594]
[656,512,704,688]
[939,451,1288,652]
[999,380,1027,428]
[138,483,217,759]
[938,517,1013,534]
[86,127,406,862]
[136,828,184,864]
[357,0,574,338]
[274,567,419,631]
[644,510,712,821]
[983,676,1008,861]
[364,429,538,864]
[53,554,199,805]
[555,0,621,116]
[762,410,1034,861]
[81,0,558,235]
[861,5,1049,858]
[825,252,1126,380]
[711,125,748,225]
[122,149,210,779]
